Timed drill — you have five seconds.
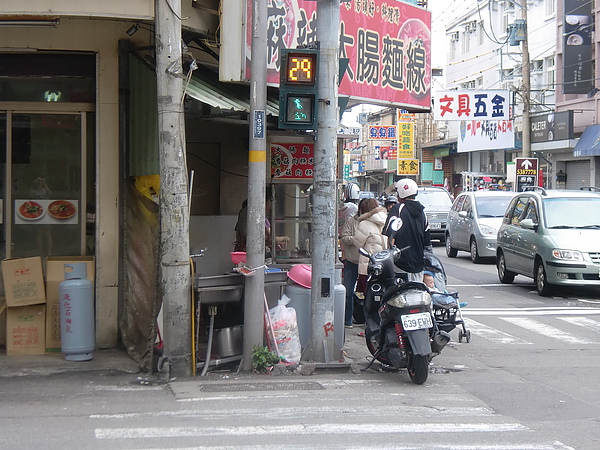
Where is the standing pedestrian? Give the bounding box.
[383,178,431,282]
[339,199,362,328]
[352,198,388,321]
[338,182,360,238]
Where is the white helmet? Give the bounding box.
[395,178,418,199]
[344,183,360,201]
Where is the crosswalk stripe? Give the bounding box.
[95,422,529,439]
[558,316,600,332]
[501,317,595,344]
[463,318,532,344]
[462,307,600,316]
[91,405,494,420]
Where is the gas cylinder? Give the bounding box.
[59,262,95,361]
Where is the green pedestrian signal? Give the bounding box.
[278,49,319,130]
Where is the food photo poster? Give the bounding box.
[14,199,78,225]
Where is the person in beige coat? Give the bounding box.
[352,198,389,295]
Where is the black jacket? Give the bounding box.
[383,200,431,273]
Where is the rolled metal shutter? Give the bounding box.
[566,160,591,189]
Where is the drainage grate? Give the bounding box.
[197,381,325,392]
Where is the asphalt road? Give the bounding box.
[1,244,599,449]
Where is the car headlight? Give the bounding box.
[552,249,584,261]
[387,290,432,308]
[478,224,497,236]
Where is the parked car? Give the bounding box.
[417,186,454,242]
[496,187,600,296]
[446,190,516,263]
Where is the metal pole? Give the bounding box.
[307,0,339,363]
[242,0,268,371]
[155,0,192,377]
[520,0,531,158]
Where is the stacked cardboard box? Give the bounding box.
[1,257,46,356]
[1,256,95,355]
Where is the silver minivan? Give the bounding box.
[496,187,600,296]
[446,191,516,263]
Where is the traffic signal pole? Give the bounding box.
[307,0,340,363]
[242,0,268,371]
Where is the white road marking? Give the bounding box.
[463,318,532,344]
[91,405,494,420]
[558,316,600,332]
[501,317,594,344]
[448,284,532,288]
[95,422,529,439]
[462,307,600,316]
[133,445,573,450]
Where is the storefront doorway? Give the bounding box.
[1,109,95,262]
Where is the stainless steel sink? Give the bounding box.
[195,274,244,304]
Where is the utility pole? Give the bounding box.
[520,0,531,158]
[307,0,339,363]
[242,0,268,371]
[155,0,192,378]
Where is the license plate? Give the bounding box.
[401,312,433,331]
[430,222,442,229]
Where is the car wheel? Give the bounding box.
[497,251,515,284]
[535,260,552,297]
[470,238,482,264]
[445,236,458,258]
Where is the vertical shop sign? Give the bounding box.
[397,122,414,159]
[563,0,593,94]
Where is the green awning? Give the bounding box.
[185,73,279,116]
[433,147,450,157]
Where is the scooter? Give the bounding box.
[360,246,451,385]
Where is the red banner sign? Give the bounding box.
[245,0,431,111]
[270,143,315,179]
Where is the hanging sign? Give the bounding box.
[270,143,315,179]
[368,125,397,140]
[434,90,510,121]
[515,157,538,192]
[397,122,414,159]
[397,158,419,176]
[237,0,432,110]
[458,119,515,152]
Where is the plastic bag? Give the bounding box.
[268,294,301,363]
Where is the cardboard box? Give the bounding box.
[1,257,46,307]
[45,257,95,353]
[6,304,46,356]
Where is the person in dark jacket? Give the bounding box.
[383,178,431,282]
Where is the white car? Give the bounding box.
[446,190,516,263]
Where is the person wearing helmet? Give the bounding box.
[383,195,398,212]
[383,178,431,282]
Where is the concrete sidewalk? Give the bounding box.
[0,324,371,379]
[0,348,142,378]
